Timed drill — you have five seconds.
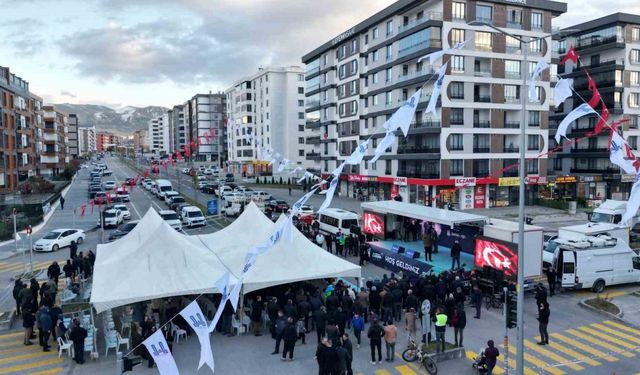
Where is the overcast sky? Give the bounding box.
[1,0,639,108]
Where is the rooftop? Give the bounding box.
[561,12,640,36]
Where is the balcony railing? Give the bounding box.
[473,147,490,153]
[305,66,320,75]
[306,152,321,160]
[571,148,608,153]
[474,69,491,77]
[397,68,435,83]
[397,170,440,179]
[504,96,520,104]
[398,39,442,58]
[529,122,540,127]
[506,21,522,29]
[570,167,620,174]
[576,35,624,50]
[397,146,440,154]
[474,121,490,128]
[306,136,321,144]
[505,122,520,129]
[505,72,521,79]
[474,95,491,103]
[306,83,320,93]
[504,147,519,152]
[398,11,443,33]
[410,120,441,129]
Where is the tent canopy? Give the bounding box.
[361,200,487,227]
[188,203,361,293]
[91,203,361,312]
[90,208,237,313]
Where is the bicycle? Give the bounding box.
[485,293,503,310]
[401,340,438,375]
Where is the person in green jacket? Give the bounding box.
[434,307,448,353]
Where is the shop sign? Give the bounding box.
[394,177,408,186]
[498,177,520,187]
[474,185,486,208]
[579,176,602,183]
[555,176,577,183]
[621,174,636,183]
[525,176,548,185]
[459,187,474,210]
[347,174,378,183]
[454,177,476,187]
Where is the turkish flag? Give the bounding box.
[81,204,86,217]
[176,151,183,161]
[190,141,196,151]
[144,170,149,178]
[184,146,191,158]
[106,193,111,205]
[168,155,175,166]
[97,196,103,206]
[586,71,601,108]
[90,200,95,214]
[594,103,609,135]
[162,160,167,170]
[560,46,579,65]
[210,128,216,140]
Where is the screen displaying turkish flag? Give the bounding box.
[363,211,385,236]
[474,237,518,276]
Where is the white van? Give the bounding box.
[590,199,640,228]
[154,179,173,199]
[180,206,206,228]
[318,208,360,235]
[554,236,640,292]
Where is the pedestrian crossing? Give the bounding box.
[0,330,63,375]
[0,261,51,276]
[464,320,640,374]
[354,363,428,375]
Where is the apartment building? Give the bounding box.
[185,93,226,164]
[133,129,148,153]
[550,13,640,201]
[147,114,170,155]
[67,114,79,159]
[225,66,310,175]
[302,0,566,208]
[41,105,68,177]
[168,104,188,154]
[78,125,97,156]
[96,132,121,152]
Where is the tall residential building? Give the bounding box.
[185,93,226,164]
[78,125,97,156]
[67,114,79,159]
[96,132,121,152]
[302,0,566,208]
[147,114,170,155]
[225,66,310,175]
[550,13,640,201]
[168,104,188,154]
[133,129,148,152]
[42,105,68,176]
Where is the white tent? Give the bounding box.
[188,203,361,293]
[362,200,488,227]
[90,208,238,313]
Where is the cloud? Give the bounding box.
[60,90,77,98]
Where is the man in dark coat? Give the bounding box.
[29,279,39,307]
[284,299,298,319]
[47,262,60,285]
[342,333,354,375]
[271,311,286,355]
[298,297,312,332]
[267,297,280,338]
[63,260,75,279]
[546,267,557,297]
[535,283,548,305]
[69,318,87,364]
[37,306,52,351]
[13,280,24,316]
[250,296,263,336]
[537,302,550,345]
[313,306,328,343]
[451,240,462,269]
[69,241,78,260]
[281,317,298,360]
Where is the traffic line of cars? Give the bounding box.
[139,177,207,230]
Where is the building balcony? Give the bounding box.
[474,95,491,103]
[398,39,442,58]
[306,136,321,144]
[397,146,440,154]
[397,11,442,33]
[575,36,624,51]
[397,169,440,179]
[504,147,519,153]
[305,118,321,129]
[506,21,522,29]
[571,148,608,153]
[504,122,519,129]
[306,152,321,161]
[473,121,490,128]
[474,69,491,77]
[473,147,490,153]
[305,66,320,76]
[40,155,59,164]
[410,120,441,129]
[397,68,435,83]
[504,96,520,104]
[570,167,620,174]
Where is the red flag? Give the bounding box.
[586,71,601,108]
[184,146,191,158]
[210,128,216,140]
[162,160,167,170]
[594,103,609,135]
[97,196,103,206]
[176,150,183,161]
[80,204,86,217]
[560,46,579,65]
[190,141,196,151]
[106,193,111,205]
[168,155,175,167]
[144,170,149,178]
[204,133,211,144]
[90,200,94,214]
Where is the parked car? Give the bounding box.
[33,229,85,252]
[159,210,182,231]
[108,221,139,242]
[93,191,109,204]
[164,191,180,205]
[143,180,154,190]
[223,192,245,204]
[288,205,314,216]
[169,196,187,211]
[101,169,113,176]
[114,187,130,202]
[252,191,273,201]
[98,208,125,228]
[201,183,219,194]
[267,199,290,213]
[180,206,206,228]
[225,173,235,182]
[173,203,191,214]
[140,178,151,186]
[113,204,131,220]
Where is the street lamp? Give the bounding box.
[467,20,579,375]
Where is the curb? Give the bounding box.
[578,298,630,325]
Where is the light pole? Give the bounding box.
[468,21,578,375]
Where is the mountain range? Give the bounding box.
[53,103,168,135]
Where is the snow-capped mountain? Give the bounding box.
[53,103,168,135]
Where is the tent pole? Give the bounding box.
[237,286,244,336]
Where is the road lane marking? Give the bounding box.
[602,320,640,336]
[0,357,63,374]
[523,340,583,371]
[465,351,505,374]
[534,337,602,367]
[394,364,418,375]
[374,369,392,375]
[565,329,634,358]
[505,345,563,375]
[590,323,640,345]
[577,326,637,350]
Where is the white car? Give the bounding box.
[143,180,154,190]
[180,206,206,228]
[140,178,151,186]
[114,187,130,202]
[252,191,273,201]
[159,210,182,230]
[216,186,233,195]
[197,181,207,189]
[224,192,246,204]
[289,205,314,216]
[164,191,180,205]
[99,208,125,228]
[113,204,131,220]
[33,229,85,252]
[102,181,117,190]
[182,168,190,174]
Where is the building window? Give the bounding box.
[531,12,543,30]
[631,49,640,64]
[527,135,539,151]
[350,80,357,94]
[450,159,463,175]
[629,136,638,149]
[452,2,466,20]
[505,60,521,78]
[372,72,379,84]
[633,27,640,41]
[298,100,304,106]
[372,50,379,62]
[506,9,522,28]
[298,87,304,94]
[299,150,305,157]
[365,34,368,45]
[386,20,393,36]
[323,54,328,66]
[631,71,640,86]
[504,85,520,101]
[527,159,539,174]
[529,39,543,54]
[298,112,305,119]
[473,159,490,177]
[373,95,379,106]
[386,45,393,60]
[529,111,540,126]
[451,108,464,125]
[553,157,561,171]
[370,160,377,170]
[506,36,521,53]
[631,93,640,108]
[450,82,465,99]
[473,134,490,152]
[385,91,392,105]
[385,160,392,175]
[351,39,357,53]
[298,137,305,144]
[298,124,304,131]
[476,4,492,22]
[475,31,492,50]
[373,27,379,40]
[450,134,463,151]
[385,68,392,82]
[452,56,464,73]
[452,29,466,44]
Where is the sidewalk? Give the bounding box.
[607,291,640,327]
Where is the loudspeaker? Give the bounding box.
[391,244,405,254]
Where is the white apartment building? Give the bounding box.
[168,104,188,154]
[186,93,226,164]
[148,114,170,155]
[78,125,97,156]
[302,0,566,208]
[225,66,310,175]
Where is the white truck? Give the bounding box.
[590,199,640,229]
[482,219,544,289]
[553,235,640,292]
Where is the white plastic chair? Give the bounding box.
[171,322,187,343]
[57,337,73,358]
[104,331,118,357]
[116,331,130,351]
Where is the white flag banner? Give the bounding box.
[417,41,466,64]
[208,272,231,332]
[370,131,396,164]
[528,60,549,103]
[142,330,179,375]
[554,103,597,143]
[289,166,305,175]
[345,140,370,165]
[554,78,574,105]
[297,171,315,183]
[426,62,448,117]
[624,174,640,225]
[277,158,290,173]
[610,131,637,175]
[318,175,340,213]
[384,89,423,137]
[291,188,318,217]
[179,301,214,373]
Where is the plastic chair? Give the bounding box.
[116,331,130,351]
[57,337,73,358]
[171,322,187,343]
[104,331,118,357]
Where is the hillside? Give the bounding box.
[53,103,167,135]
